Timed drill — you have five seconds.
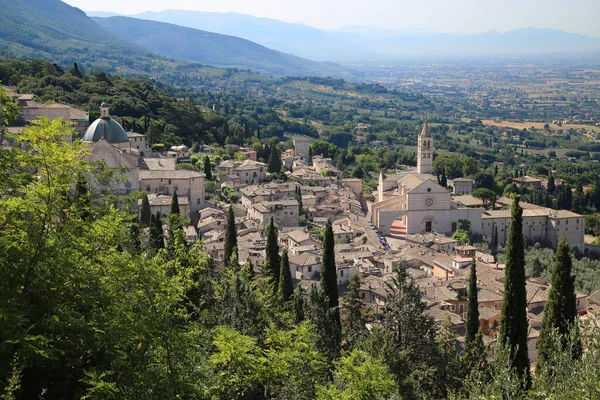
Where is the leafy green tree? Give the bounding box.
[472,187,497,210]
[223,205,238,267]
[264,216,280,291]
[140,193,151,225]
[0,84,18,125]
[203,155,212,180]
[499,196,530,387]
[452,229,469,245]
[342,273,366,347]
[320,218,340,328]
[537,236,582,370]
[316,350,396,400]
[462,156,480,177]
[278,249,293,301]
[170,190,180,215]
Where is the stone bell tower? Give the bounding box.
[416,118,433,174]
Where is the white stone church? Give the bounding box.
[368,121,584,250]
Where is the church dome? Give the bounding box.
[82,103,129,143]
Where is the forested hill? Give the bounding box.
[93,17,347,78]
[0,0,348,80]
[0,0,153,75]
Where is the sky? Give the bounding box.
[62,0,600,37]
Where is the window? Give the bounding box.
[168,179,172,185]
[308,266,312,273]
[146,186,150,191]
[459,304,464,313]
[197,199,201,204]
[340,270,344,277]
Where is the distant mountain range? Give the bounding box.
[0,0,347,78]
[127,10,378,61]
[93,16,346,77]
[123,9,600,60]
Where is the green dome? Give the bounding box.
[83,117,129,143]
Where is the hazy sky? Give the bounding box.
[63,0,600,36]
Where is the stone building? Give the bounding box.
[369,121,585,250]
[139,169,205,216]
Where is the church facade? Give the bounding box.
[368,121,584,250]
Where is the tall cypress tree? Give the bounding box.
[537,236,582,369]
[491,224,499,257]
[140,194,151,226]
[223,205,238,267]
[547,175,556,194]
[320,218,340,328]
[150,212,164,249]
[295,186,304,216]
[264,216,280,291]
[499,196,530,385]
[170,190,180,215]
[440,167,447,187]
[278,249,294,301]
[267,145,282,173]
[203,155,212,181]
[342,273,366,346]
[465,260,480,346]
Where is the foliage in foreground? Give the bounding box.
[1,120,600,399]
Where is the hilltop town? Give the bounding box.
[4,89,599,373]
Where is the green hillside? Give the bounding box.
[0,0,346,79]
[93,17,347,77]
[0,0,159,75]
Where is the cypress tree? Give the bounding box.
[440,167,447,187]
[465,260,482,347]
[140,194,151,226]
[264,217,280,290]
[72,62,83,78]
[544,192,552,209]
[278,249,294,301]
[537,236,582,369]
[150,212,164,249]
[547,175,556,194]
[342,273,366,346]
[223,205,238,267]
[295,186,304,216]
[267,145,282,173]
[291,284,306,324]
[499,196,530,385]
[320,218,340,327]
[203,155,212,181]
[170,190,180,215]
[491,224,499,257]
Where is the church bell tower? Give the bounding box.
[416,118,433,174]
